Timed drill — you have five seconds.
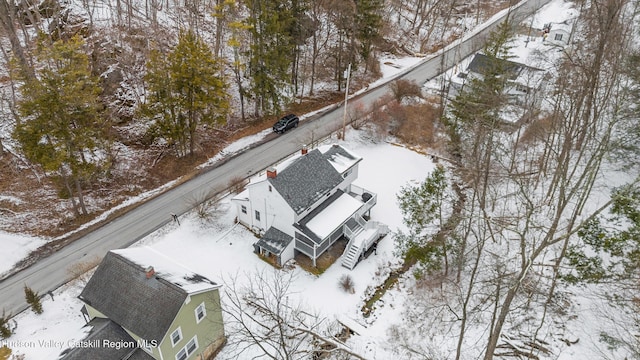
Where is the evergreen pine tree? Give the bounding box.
[443,20,514,164]
[244,0,296,116]
[354,0,383,70]
[0,310,12,339]
[13,35,108,217]
[564,185,640,284]
[143,30,230,157]
[24,286,42,315]
[396,165,450,276]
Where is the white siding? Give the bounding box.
[247,180,295,236]
[280,239,296,264]
[232,198,251,228]
[549,29,570,45]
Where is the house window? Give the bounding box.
[241,205,247,214]
[255,210,261,221]
[554,33,563,41]
[176,349,187,360]
[176,336,199,360]
[186,337,198,354]
[171,327,182,347]
[268,185,272,192]
[342,168,352,179]
[195,302,206,323]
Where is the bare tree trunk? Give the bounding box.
[61,169,80,217]
[0,0,33,78]
[454,208,485,359]
[74,177,88,215]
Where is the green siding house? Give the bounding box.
[60,247,226,360]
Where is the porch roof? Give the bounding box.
[302,191,363,240]
[255,227,294,255]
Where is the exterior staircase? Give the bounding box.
[341,235,364,270]
[342,216,389,270]
[341,219,364,270]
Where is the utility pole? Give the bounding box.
[341,63,351,140]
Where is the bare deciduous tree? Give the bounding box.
[222,269,366,360]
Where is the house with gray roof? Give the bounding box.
[450,53,548,107]
[232,144,387,269]
[60,247,226,360]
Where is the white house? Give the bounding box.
[450,53,547,107]
[232,144,387,270]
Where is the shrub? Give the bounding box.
[396,103,440,147]
[389,79,423,103]
[0,345,11,360]
[228,176,246,194]
[0,310,12,339]
[24,286,42,314]
[339,274,355,294]
[66,256,101,286]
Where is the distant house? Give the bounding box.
[60,247,225,360]
[543,20,574,46]
[232,144,387,270]
[450,53,547,107]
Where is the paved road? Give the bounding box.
[0,0,550,316]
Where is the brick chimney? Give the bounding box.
[266,167,277,179]
[301,145,308,155]
[145,266,155,279]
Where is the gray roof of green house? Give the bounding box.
[255,227,294,255]
[268,145,360,214]
[59,318,153,360]
[79,248,219,343]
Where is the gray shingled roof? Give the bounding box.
[79,251,188,343]
[321,145,358,166]
[269,149,344,214]
[255,227,294,255]
[467,54,539,80]
[59,318,154,360]
[322,145,354,159]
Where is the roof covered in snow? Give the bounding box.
[299,190,364,240]
[255,226,294,255]
[318,144,362,174]
[111,247,219,294]
[79,247,219,342]
[268,144,361,214]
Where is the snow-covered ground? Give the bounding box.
[0,232,46,278]
[0,33,436,360]
[3,1,633,359]
[3,128,435,359]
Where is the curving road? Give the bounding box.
[0,0,550,317]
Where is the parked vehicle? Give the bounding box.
[273,114,299,133]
